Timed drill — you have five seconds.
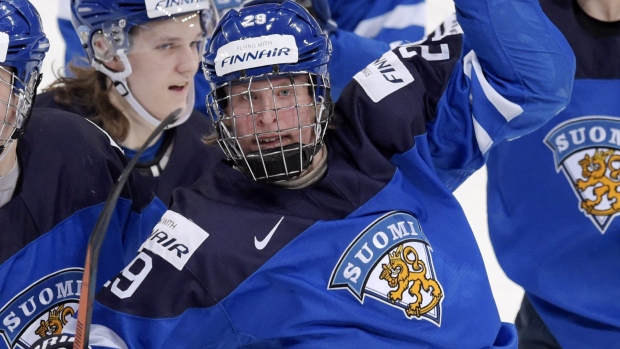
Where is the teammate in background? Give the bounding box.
[54,0,426,112]
[486,0,620,347]
[0,1,166,347]
[61,1,574,347]
[37,0,223,205]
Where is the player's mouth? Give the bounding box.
[169,83,188,93]
[254,133,292,151]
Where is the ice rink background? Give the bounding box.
[28,0,524,322]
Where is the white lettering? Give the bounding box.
[569,127,586,145]
[2,311,19,332]
[610,128,620,146]
[343,263,361,283]
[372,231,389,249]
[387,222,411,240]
[18,297,36,317]
[56,280,76,298]
[555,133,569,152]
[39,288,54,306]
[354,243,374,264]
[590,126,606,143]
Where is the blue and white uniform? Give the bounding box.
[67,0,575,347]
[0,108,165,349]
[487,0,620,347]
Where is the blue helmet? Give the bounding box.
[0,0,48,94]
[70,0,219,128]
[71,0,219,63]
[0,0,49,150]
[203,0,330,85]
[203,1,332,183]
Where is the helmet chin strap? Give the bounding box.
[92,49,194,129]
[242,144,315,182]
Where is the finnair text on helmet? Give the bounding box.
[155,0,208,9]
[146,0,212,19]
[220,48,291,68]
[214,34,299,76]
[237,39,273,51]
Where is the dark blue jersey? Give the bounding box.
[0,108,166,349]
[73,0,575,347]
[35,91,224,206]
[486,0,620,347]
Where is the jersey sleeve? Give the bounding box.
[327,0,426,100]
[431,0,575,189]
[62,210,224,349]
[339,0,575,191]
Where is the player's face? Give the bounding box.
[125,13,205,121]
[224,75,316,154]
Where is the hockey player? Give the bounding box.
[0,1,166,348]
[36,0,224,205]
[486,0,620,347]
[62,0,574,347]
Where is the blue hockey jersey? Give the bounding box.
[0,108,166,349]
[34,91,224,206]
[69,0,575,347]
[487,0,620,347]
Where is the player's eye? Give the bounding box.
[241,91,255,101]
[156,43,174,50]
[278,89,293,97]
[190,40,203,49]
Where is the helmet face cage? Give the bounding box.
[207,70,331,182]
[0,0,49,151]
[0,66,36,148]
[203,1,333,183]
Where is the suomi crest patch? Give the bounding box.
[545,116,620,233]
[328,211,444,326]
[0,269,82,348]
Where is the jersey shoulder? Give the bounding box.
[34,90,92,118]
[17,108,153,228]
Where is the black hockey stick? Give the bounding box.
[73,108,181,349]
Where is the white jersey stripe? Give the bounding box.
[472,114,493,155]
[354,3,426,38]
[463,51,523,122]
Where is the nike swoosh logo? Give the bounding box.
[254,216,284,250]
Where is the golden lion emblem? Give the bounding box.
[34,304,75,338]
[379,244,442,318]
[576,150,620,215]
